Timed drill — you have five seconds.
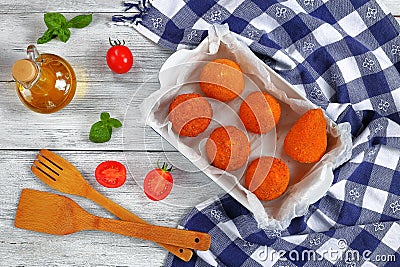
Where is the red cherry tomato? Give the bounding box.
[95,161,127,188]
[106,38,133,74]
[143,162,174,201]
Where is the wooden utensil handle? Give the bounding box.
[92,217,211,251]
[86,188,194,260]
[86,188,148,223]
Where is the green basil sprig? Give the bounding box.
[38,13,92,44]
[89,112,122,143]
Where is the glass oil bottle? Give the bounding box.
[11,45,77,113]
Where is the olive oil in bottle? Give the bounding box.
[12,45,76,113]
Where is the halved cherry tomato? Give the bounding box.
[143,162,174,201]
[95,161,127,188]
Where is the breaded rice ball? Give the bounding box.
[206,126,250,171]
[284,108,327,163]
[168,93,213,137]
[245,157,290,201]
[199,58,245,102]
[239,91,281,134]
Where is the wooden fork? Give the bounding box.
[31,149,200,261]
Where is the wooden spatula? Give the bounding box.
[31,149,194,261]
[15,189,211,251]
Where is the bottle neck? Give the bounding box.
[27,45,40,61]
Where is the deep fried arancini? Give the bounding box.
[199,58,245,102]
[206,126,250,171]
[168,93,213,137]
[239,91,281,134]
[284,108,327,163]
[245,157,290,201]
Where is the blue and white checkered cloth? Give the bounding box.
[113,0,400,266]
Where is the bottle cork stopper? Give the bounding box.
[12,59,38,83]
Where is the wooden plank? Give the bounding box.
[0,80,177,151]
[0,1,128,13]
[0,150,225,266]
[0,229,168,267]
[0,13,172,82]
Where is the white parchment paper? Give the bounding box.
[140,24,352,230]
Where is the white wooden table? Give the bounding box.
[0,1,399,266]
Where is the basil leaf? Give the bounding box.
[37,29,56,44]
[108,118,122,128]
[89,121,111,143]
[107,125,113,134]
[100,112,110,122]
[38,12,92,44]
[89,113,122,143]
[67,14,92,28]
[57,27,71,43]
[44,12,67,29]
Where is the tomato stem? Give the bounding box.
[156,161,174,172]
[109,37,126,46]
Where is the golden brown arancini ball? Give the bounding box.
[284,108,327,163]
[199,58,245,102]
[239,91,281,134]
[168,93,213,137]
[245,157,290,201]
[206,126,250,171]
